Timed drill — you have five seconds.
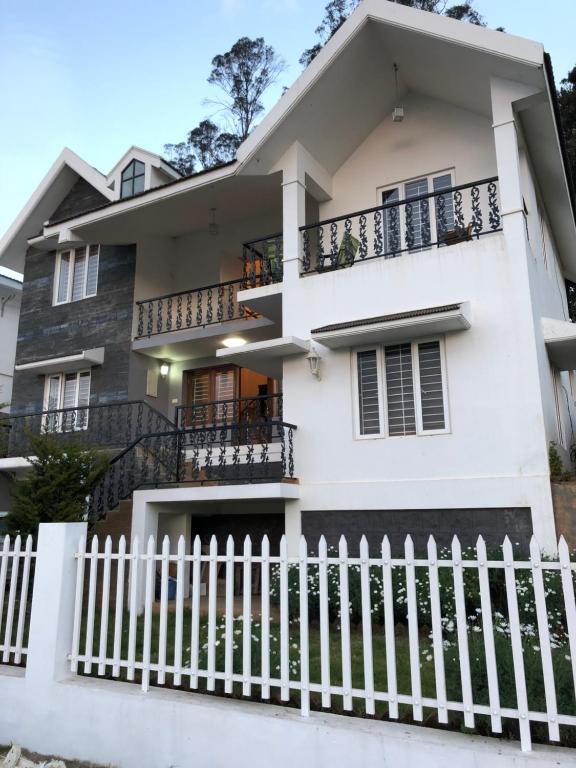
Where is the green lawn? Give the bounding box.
[77,605,576,748]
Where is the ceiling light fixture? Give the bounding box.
[392,63,404,123]
[222,337,247,349]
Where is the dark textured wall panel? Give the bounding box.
[12,244,136,414]
[48,178,109,224]
[301,507,533,555]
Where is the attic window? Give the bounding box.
[121,160,145,198]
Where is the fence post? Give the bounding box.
[25,522,87,687]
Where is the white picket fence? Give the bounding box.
[69,532,576,753]
[0,535,35,665]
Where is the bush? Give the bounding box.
[5,432,108,539]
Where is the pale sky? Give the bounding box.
[0,0,574,280]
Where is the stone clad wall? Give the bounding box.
[11,244,136,415]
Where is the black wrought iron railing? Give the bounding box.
[0,401,175,459]
[135,278,259,340]
[90,420,297,519]
[175,393,282,429]
[300,177,502,275]
[242,232,284,288]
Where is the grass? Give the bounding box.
[76,603,576,748]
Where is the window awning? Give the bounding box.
[311,303,471,349]
[542,317,576,370]
[14,347,105,375]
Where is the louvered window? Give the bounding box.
[43,370,91,432]
[186,367,238,425]
[355,339,448,437]
[385,343,416,436]
[54,245,99,304]
[417,341,446,431]
[357,350,381,435]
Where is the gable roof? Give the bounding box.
[0,148,114,272]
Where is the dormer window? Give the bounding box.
[121,160,145,198]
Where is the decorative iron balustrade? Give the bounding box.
[300,177,502,275]
[242,232,284,288]
[135,278,258,340]
[0,400,175,459]
[175,393,282,429]
[90,420,297,519]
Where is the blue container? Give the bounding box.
[168,576,177,601]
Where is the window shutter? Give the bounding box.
[57,252,71,303]
[189,371,211,424]
[214,369,236,421]
[357,350,381,435]
[71,247,87,302]
[86,245,99,296]
[418,341,445,431]
[384,343,416,436]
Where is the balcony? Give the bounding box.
[300,177,502,275]
[242,232,284,289]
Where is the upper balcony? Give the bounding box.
[300,177,502,276]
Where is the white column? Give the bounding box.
[158,509,192,598]
[26,522,87,687]
[284,499,302,557]
[491,76,557,552]
[130,492,160,612]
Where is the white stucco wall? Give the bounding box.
[0,278,22,409]
[319,93,497,221]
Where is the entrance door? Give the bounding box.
[183,366,279,426]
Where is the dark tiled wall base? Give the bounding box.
[190,513,285,555]
[301,508,533,555]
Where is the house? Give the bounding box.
[0,0,574,556]
[0,271,22,524]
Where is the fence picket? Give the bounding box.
[260,535,270,700]
[207,536,218,692]
[70,534,86,674]
[405,535,422,721]
[339,535,353,711]
[224,535,235,695]
[318,535,331,709]
[299,536,310,716]
[382,535,398,719]
[127,536,140,681]
[530,537,560,741]
[83,536,98,674]
[157,535,170,686]
[2,535,20,662]
[279,535,289,701]
[242,535,252,698]
[173,535,185,687]
[190,535,201,689]
[112,535,126,678]
[558,536,576,699]
[97,536,113,676]
[503,536,531,752]
[141,535,156,692]
[476,535,502,733]
[359,535,375,715]
[452,535,474,729]
[427,536,447,724]
[13,535,33,665]
[0,536,10,653]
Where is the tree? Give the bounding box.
[188,120,240,168]
[164,37,284,173]
[300,0,487,67]
[163,141,196,176]
[207,37,286,142]
[558,66,576,189]
[5,434,108,539]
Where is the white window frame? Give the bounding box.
[53,245,99,306]
[42,369,91,432]
[377,169,456,255]
[352,336,450,440]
